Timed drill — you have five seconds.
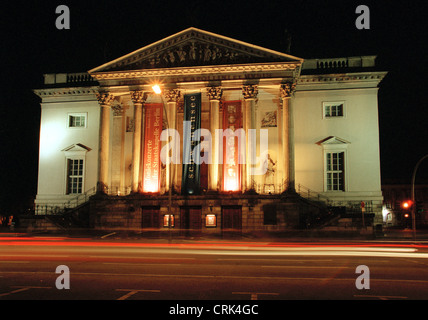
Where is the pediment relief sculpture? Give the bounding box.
[91,28,302,73]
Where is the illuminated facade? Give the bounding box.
[34,28,387,234]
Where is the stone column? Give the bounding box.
[164,89,181,193]
[130,91,147,193]
[96,92,115,193]
[280,82,296,192]
[207,86,222,192]
[242,85,258,193]
[111,104,125,194]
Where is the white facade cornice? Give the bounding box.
[90,62,300,81]
[296,71,387,90]
[298,72,387,82]
[34,86,100,98]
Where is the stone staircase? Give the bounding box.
[293,184,374,230]
[20,201,91,233]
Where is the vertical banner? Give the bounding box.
[142,103,163,193]
[222,101,242,192]
[182,93,201,195]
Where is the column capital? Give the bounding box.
[207,86,223,101]
[164,89,181,103]
[242,85,258,100]
[130,90,148,105]
[96,92,115,106]
[280,82,296,99]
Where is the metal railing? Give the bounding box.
[35,187,96,215]
[330,200,374,214]
[296,183,332,204]
[296,184,375,214]
[104,186,132,196]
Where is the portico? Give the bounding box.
[88,28,302,197]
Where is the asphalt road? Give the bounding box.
[1,236,428,302]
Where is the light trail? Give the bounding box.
[2,237,428,260]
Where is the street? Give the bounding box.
[1,235,428,301]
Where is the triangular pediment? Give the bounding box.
[89,27,302,73]
[316,136,350,145]
[62,143,91,153]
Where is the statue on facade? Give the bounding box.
[263,153,276,193]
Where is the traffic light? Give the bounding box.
[402,200,413,209]
[401,200,413,228]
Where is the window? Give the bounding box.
[326,152,345,191]
[323,102,345,118]
[317,136,349,192]
[68,113,87,128]
[67,159,84,194]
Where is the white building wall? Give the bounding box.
[35,96,100,208]
[294,86,383,203]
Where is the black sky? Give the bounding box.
[1,0,427,213]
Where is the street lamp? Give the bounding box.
[152,84,162,95]
[411,154,428,241]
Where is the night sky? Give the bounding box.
[1,0,427,214]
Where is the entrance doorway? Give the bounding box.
[222,206,242,236]
[180,206,202,236]
[142,206,160,236]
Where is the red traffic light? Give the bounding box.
[402,200,413,209]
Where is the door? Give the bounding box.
[142,206,160,229]
[180,206,202,236]
[222,206,242,234]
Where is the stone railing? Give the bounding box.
[302,56,377,70]
[317,58,348,69]
[43,72,97,85]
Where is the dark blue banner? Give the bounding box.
[182,93,201,195]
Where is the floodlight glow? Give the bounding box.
[152,85,162,94]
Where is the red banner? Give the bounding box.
[222,101,242,192]
[142,103,163,193]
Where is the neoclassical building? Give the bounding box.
[34,28,387,234]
